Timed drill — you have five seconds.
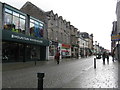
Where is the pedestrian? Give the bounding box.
[112,51,115,62]
[102,51,106,64]
[106,53,109,64]
[55,50,60,64]
[76,53,79,59]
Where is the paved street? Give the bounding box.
[2,56,118,89]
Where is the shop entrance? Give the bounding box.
[2,42,24,62]
[2,42,46,62]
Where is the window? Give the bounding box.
[5,8,12,14]
[13,15,19,29]
[4,13,13,30]
[49,45,56,56]
[20,18,25,33]
[4,8,26,34]
[30,18,44,38]
[30,22,34,36]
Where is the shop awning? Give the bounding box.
[2,30,49,46]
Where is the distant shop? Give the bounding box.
[49,41,58,60]
[61,44,71,58]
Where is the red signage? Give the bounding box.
[62,50,69,52]
[62,44,71,48]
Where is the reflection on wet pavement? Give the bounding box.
[63,57,118,88]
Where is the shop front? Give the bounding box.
[71,45,79,58]
[49,41,58,60]
[61,44,71,58]
[2,30,49,62]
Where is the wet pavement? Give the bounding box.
[62,57,118,88]
[2,56,118,89]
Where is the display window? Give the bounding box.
[4,13,12,25]
[49,45,56,56]
[61,50,69,56]
[4,8,26,34]
[2,42,41,62]
[61,44,71,58]
[30,18,44,38]
[13,15,19,29]
[20,18,25,33]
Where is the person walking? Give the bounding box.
[112,51,115,62]
[55,50,60,64]
[106,53,109,64]
[102,51,106,64]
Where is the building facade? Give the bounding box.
[111,0,120,60]
[70,25,79,58]
[1,2,49,62]
[116,1,120,60]
[1,1,95,62]
[46,10,72,59]
[111,21,118,60]
[77,32,88,58]
[79,32,93,57]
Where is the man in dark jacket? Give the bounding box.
[102,51,106,64]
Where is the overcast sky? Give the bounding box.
[0,0,117,51]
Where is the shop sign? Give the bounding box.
[62,44,70,48]
[49,41,58,46]
[2,30,49,46]
[111,34,120,41]
[62,50,69,52]
[11,34,43,43]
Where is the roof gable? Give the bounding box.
[20,1,46,22]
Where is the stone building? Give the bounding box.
[46,10,71,59]
[80,32,93,56]
[70,25,79,58]
[46,10,59,59]
[112,0,120,60]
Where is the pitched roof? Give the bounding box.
[20,1,46,22]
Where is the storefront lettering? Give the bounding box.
[11,34,29,40]
[11,34,43,43]
[30,38,43,43]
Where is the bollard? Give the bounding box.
[94,58,96,69]
[37,73,45,90]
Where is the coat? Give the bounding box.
[55,52,60,60]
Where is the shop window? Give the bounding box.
[49,45,56,56]
[4,13,13,30]
[4,8,26,34]
[30,22,34,36]
[20,18,25,34]
[13,15,19,32]
[30,18,44,38]
[31,46,40,60]
[13,11,19,17]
